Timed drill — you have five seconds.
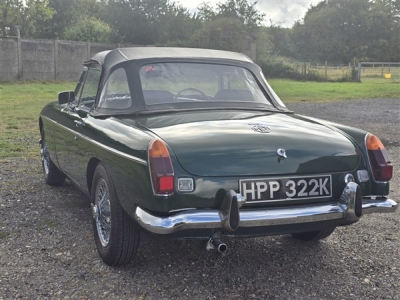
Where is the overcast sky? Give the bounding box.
[176,0,322,27]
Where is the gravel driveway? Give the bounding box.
[0,99,399,299]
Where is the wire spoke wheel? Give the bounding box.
[40,130,65,185]
[91,163,140,266]
[40,138,50,176]
[94,179,112,247]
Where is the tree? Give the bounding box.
[99,0,169,44]
[367,0,400,61]
[22,0,54,38]
[0,0,54,38]
[38,0,102,39]
[198,0,265,32]
[64,17,111,42]
[291,0,400,63]
[0,0,24,36]
[194,0,266,56]
[264,24,293,58]
[158,5,202,46]
[197,2,216,21]
[99,0,201,45]
[216,0,265,30]
[190,17,245,51]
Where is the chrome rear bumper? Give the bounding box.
[133,182,397,235]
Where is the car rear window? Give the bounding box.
[139,63,272,107]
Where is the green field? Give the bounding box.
[268,78,400,102]
[0,79,399,161]
[0,81,75,160]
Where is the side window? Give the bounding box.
[98,68,131,109]
[78,65,101,110]
[74,67,88,104]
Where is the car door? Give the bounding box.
[55,64,101,188]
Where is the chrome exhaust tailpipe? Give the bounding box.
[212,239,227,253]
[206,238,227,253]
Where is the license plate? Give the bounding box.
[239,175,332,202]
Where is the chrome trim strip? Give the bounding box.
[362,198,397,214]
[169,208,197,213]
[134,195,397,235]
[42,116,147,166]
[134,203,345,235]
[42,115,59,126]
[79,134,147,165]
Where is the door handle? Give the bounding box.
[74,120,86,128]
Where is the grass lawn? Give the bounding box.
[0,81,76,160]
[0,79,398,161]
[268,78,400,102]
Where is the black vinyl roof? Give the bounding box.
[86,47,253,70]
[85,47,290,116]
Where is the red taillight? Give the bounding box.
[149,139,174,194]
[366,134,393,181]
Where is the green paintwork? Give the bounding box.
[134,110,360,177]
[37,48,396,251]
[38,49,391,218]
[40,100,389,216]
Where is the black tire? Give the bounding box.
[40,130,65,186]
[91,163,140,266]
[291,227,336,242]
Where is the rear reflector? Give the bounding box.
[149,139,174,194]
[159,176,174,192]
[366,134,393,181]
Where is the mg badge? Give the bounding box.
[277,148,287,162]
[250,124,271,133]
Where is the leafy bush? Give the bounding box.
[64,18,111,43]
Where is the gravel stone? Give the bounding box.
[0,98,399,299]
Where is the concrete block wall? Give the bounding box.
[0,37,256,81]
[0,39,121,82]
[56,41,88,81]
[21,39,55,81]
[0,38,19,81]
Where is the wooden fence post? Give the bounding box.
[54,40,58,81]
[16,26,22,80]
[87,42,91,59]
[325,61,328,80]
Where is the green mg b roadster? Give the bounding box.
[39,47,397,266]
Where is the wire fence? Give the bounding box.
[310,64,353,80]
[357,62,400,80]
[297,62,400,81]
[298,63,353,81]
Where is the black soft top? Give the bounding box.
[84,47,289,117]
[85,47,253,71]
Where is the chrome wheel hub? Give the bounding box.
[40,140,50,175]
[91,204,99,219]
[94,179,111,247]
